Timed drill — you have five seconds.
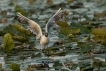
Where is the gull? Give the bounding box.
[14,8,63,49]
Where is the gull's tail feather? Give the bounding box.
[16,12,29,24]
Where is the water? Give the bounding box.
[0,0,106,71]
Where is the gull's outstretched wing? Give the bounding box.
[15,12,42,39]
[45,8,63,33]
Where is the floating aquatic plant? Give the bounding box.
[12,35,29,43]
[4,33,15,51]
[56,21,70,27]
[8,1,14,6]
[15,5,29,16]
[10,63,20,71]
[12,24,32,36]
[79,42,96,53]
[60,27,80,36]
[70,22,92,34]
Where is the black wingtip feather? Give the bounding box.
[15,12,28,24]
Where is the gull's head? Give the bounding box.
[44,32,48,37]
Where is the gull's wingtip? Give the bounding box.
[59,8,61,10]
[16,12,21,15]
[51,8,62,19]
[58,8,62,11]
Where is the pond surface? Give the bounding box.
[0,0,106,71]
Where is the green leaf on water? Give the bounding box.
[53,61,63,67]
[60,69,70,71]
[45,47,59,51]
[101,40,106,46]
[91,28,106,36]
[12,35,29,43]
[10,63,20,71]
[3,25,17,36]
[12,24,32,36]
[28,0,37,4]
[56,21,70,27]
[91,28,106,42]
[92,59,102,68]
[79,42,96,53]
[8,1,14,6]
[92,59,106,68]
[79,61,91,70]
[77,41,86,46]
[0,29,4,36]
[92,36,105,42]
[60,27,80,36]
[70,22,92,34]
[70,28,80,34]
[15,5,29,16]
[59,27,70,36]
[4,33,15,51]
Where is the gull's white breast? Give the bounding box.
[40,35,49,46]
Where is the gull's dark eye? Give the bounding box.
[45,33,48,37]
